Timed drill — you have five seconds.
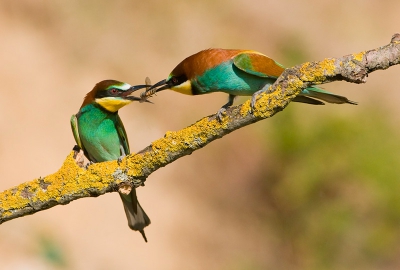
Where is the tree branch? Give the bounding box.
[1,34,399,224]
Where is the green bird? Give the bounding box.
[143,48,356,120]
[70,80,151,242]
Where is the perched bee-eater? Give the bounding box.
[71,80,151,242]
[143,48,356,119]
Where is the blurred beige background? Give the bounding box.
[1,1,400,269]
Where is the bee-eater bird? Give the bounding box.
[143,49,356,120]
[71,80,151,242]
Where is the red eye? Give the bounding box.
[110,88,118,95]
[171,77,178,84]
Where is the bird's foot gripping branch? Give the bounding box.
[1,34,400,225]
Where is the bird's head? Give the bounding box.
[81,80,149,112]
[145,66,192,97]
[142,50,213,99]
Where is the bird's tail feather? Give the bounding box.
[298,87,357,105]
[292,95,325,105]
[119,189,151,242]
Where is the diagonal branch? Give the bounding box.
[1,34,399,224]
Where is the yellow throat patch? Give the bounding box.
[171,80,193,95]
[95,97,131,112]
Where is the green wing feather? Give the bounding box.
[233,52,285,78]
[115,114,130,155]
[70,114,83,149]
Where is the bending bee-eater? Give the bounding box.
[143,49,356,120]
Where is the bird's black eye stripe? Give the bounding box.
[94,88,120,98]
[171,77,178,84]
[169,75,187,86]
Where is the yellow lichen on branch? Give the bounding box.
[0,152,122,221]
[125,116,230,174]
[299,59,336,84]
[353,52,365,62]
[0,152,82,217]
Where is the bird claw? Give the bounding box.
[85,161,94,170]
[117,156,123,165]
[72,146,85,168]
[250,89,265,113]
[216,108,226,122]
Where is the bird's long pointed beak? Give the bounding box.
[147,79,168,92]
[141,79,169,100]
[125,95,152,103]
[154,85,170,91]
[123,84,152,102]
[121,84,148,97]
[130,84,149,92]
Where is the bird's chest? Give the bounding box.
[78,111,122,162]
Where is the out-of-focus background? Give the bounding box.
[0,1,399,269]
